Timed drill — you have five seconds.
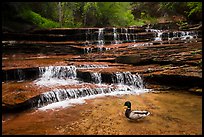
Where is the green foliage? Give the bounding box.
[61,2,86,28]
[176,20,188,28]
[81,2,137,27]
[187,2,202,17]
[27,2,59,22]
[2,2,203,29]
[21,10,60,28]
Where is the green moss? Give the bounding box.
[20,10,60,28]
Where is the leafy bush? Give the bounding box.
[21,10,60,28]
[187,2,202,17]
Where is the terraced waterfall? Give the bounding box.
[2,22,202,135]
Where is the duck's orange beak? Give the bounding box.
[123,106,128,110]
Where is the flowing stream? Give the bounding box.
[32,65,149,110]
[2,24,202,135]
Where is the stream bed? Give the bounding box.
[2,23,202,135]
[2,90,202,135]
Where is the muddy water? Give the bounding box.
[2,90,202,135]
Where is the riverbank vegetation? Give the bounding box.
[2,2,202,31]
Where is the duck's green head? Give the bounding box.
[124,101,131,109]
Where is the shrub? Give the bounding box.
[21,10,60,28]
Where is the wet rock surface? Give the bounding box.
[2,91,202,135]
[2,23,202,135]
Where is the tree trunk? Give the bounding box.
[58,2,62,27]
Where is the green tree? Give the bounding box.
[187,2,202,17]
[81,2,136,27]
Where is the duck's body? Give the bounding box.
[124,101,150,120]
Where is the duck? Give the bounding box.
[124,101,150,120]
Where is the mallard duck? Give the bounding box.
[124,101,150,120]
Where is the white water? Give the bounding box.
[77,64,109,69]
[146,28,199,42]
[97,28,104,45]
[91,72,102,84]
[112,28,121,44]
[34,66,79,87]
[84,47,92,54]
[38,86,150,111]
[146,29,163,41]
[125,28,129,41]
[97,28,105,51]
[129,42,153,47]
[33,65,149,110]
[2,40,17,46]
[155,31,163,41]
[112,72,144,89]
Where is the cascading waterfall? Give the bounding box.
[166,31,198,42]
[113,72,124,84]
[91,72,102,84]
[131,28,136,42]
[97,28,105,51]
[84,29,93,53]
[180,31,198,41]
[112,28,121,44]
[145,28,163,42]
[155,31,163,41]
[34,66,78,86]
[84,47,92,54]
[146,28,199,43]
[149,29,163,41]
[39,66,77,79]
[112,72,144,89]
[32,65,148,110]
[125,28,129,42]
[17,69,25,82]
[37,87,117,109]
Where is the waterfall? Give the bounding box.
[35,66,143,89]
[123,72,144,89]
[91,72,102,84]
[105,47,111,51]
[154,30,163,41]
[17,69,25,82]
[112,28,121,44]
[34,66,78,87]
[112,72,144,89]
[36,87,117,109]
[113,72,125,84]
[180,31,197,41]
[97,28,104,45]
[31,65,148,110]
[146,27,199,43]
[84,47,92,54]
[37,82,148,110]
[125,28,129,42]
[145,28,163,41]
[39,66,77,79]
[97,28,104,51]
[133,34,136,42]
[165,30,198,42]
